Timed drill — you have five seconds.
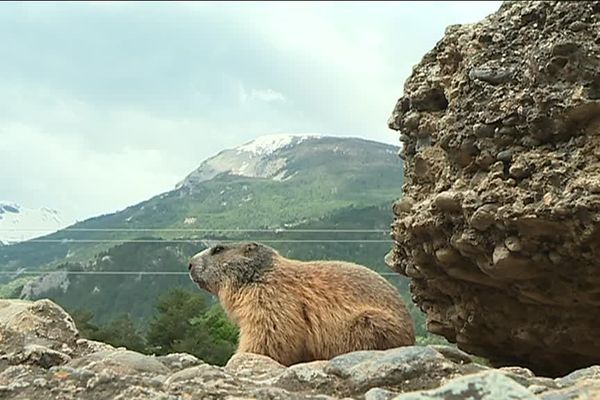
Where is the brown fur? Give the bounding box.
[188,242,415,366]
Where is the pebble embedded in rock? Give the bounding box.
[509,163,530,179]
[468,67,513,85]
[498,126,518,137]
[434,191,463,212]
[496,149,513,162]
[568,21,588,32]
[393,198,415,215]
[488,244,543,280]
[469,205,497,231]
[551,41,580,57]
[504,236,523,252]
[473,123,495,138]
[434,247,462,266]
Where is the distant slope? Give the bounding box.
[0,135,401,272]
[30,204,401,324]
[0,202,66,245]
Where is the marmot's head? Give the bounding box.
[188,242,276,295]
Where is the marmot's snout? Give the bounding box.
[188,250,209,291]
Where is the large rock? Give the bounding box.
[387,0,600,376]
[1,299,600,399]
[0,299,79,368]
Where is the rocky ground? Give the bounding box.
[388,0,600,376]
[1,299,600,399]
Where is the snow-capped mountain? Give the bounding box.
[176,133,398,190]
[0,202,66,245]
[176,134,321,189]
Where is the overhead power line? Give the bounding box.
[0,228,390,233]
[0,270,402,276]
[23,239,393,243]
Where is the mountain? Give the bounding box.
[177,134,321,188]
[0,202,66,245]
[0,134,408,325]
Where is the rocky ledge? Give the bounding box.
[388,0,600,376]
[1,299,600,399]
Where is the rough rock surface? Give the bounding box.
[1,299,600,399]
[387,0,600,376]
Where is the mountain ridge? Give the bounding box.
[0,201,66,245]
[177,134,398,190]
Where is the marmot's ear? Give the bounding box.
[244,242,259,254]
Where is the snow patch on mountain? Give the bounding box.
[0,201,67,245]
[236,134,319,156]
[176,134,323,190]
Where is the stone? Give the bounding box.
[388,0,600,377]
[49,365,96,382]
[1,301,600,400]
[75,338,116,354]
[469,205,496,231]
[473,123,495,138]
[0,299,79,347]
[10,344,71,368]
[324,346,458,394]
[273,361,337,393]
[225,352,287,380]
[391,371,537,400]
[496,149,513,163]
[555,365,600,387]
[540,380,600,400]
[365,387,401,400]
[164,363,230,385]
[428,345,473,365]
[468,67,513,85]
[509,163,530,179]
[157,353,202,371]
[393,198,414,215]
[67,350,170,375]
[568,21,588,32]
[249,387,339,400]
[433,191,462,212]
[504,236,523,252]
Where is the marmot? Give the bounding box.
[188,242,415,366]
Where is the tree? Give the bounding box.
[146,287,239,365]
[93,313,147,353]
[70,309,99,338]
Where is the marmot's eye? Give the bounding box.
[211,245,225,255]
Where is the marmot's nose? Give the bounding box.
[188,262,193,271]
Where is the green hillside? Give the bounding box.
[0,136,401,272]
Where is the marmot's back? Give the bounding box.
[252,256,415,364]
[290,259,410,317]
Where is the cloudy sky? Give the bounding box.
[0,1,501,222]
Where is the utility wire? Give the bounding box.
[0,228,389,233]
[22,239,393,243]
[0,270,402,276]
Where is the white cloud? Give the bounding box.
[0,1,502,221]
[238,84,286,104]
[250,88,286,103]
[0,122,181,222]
